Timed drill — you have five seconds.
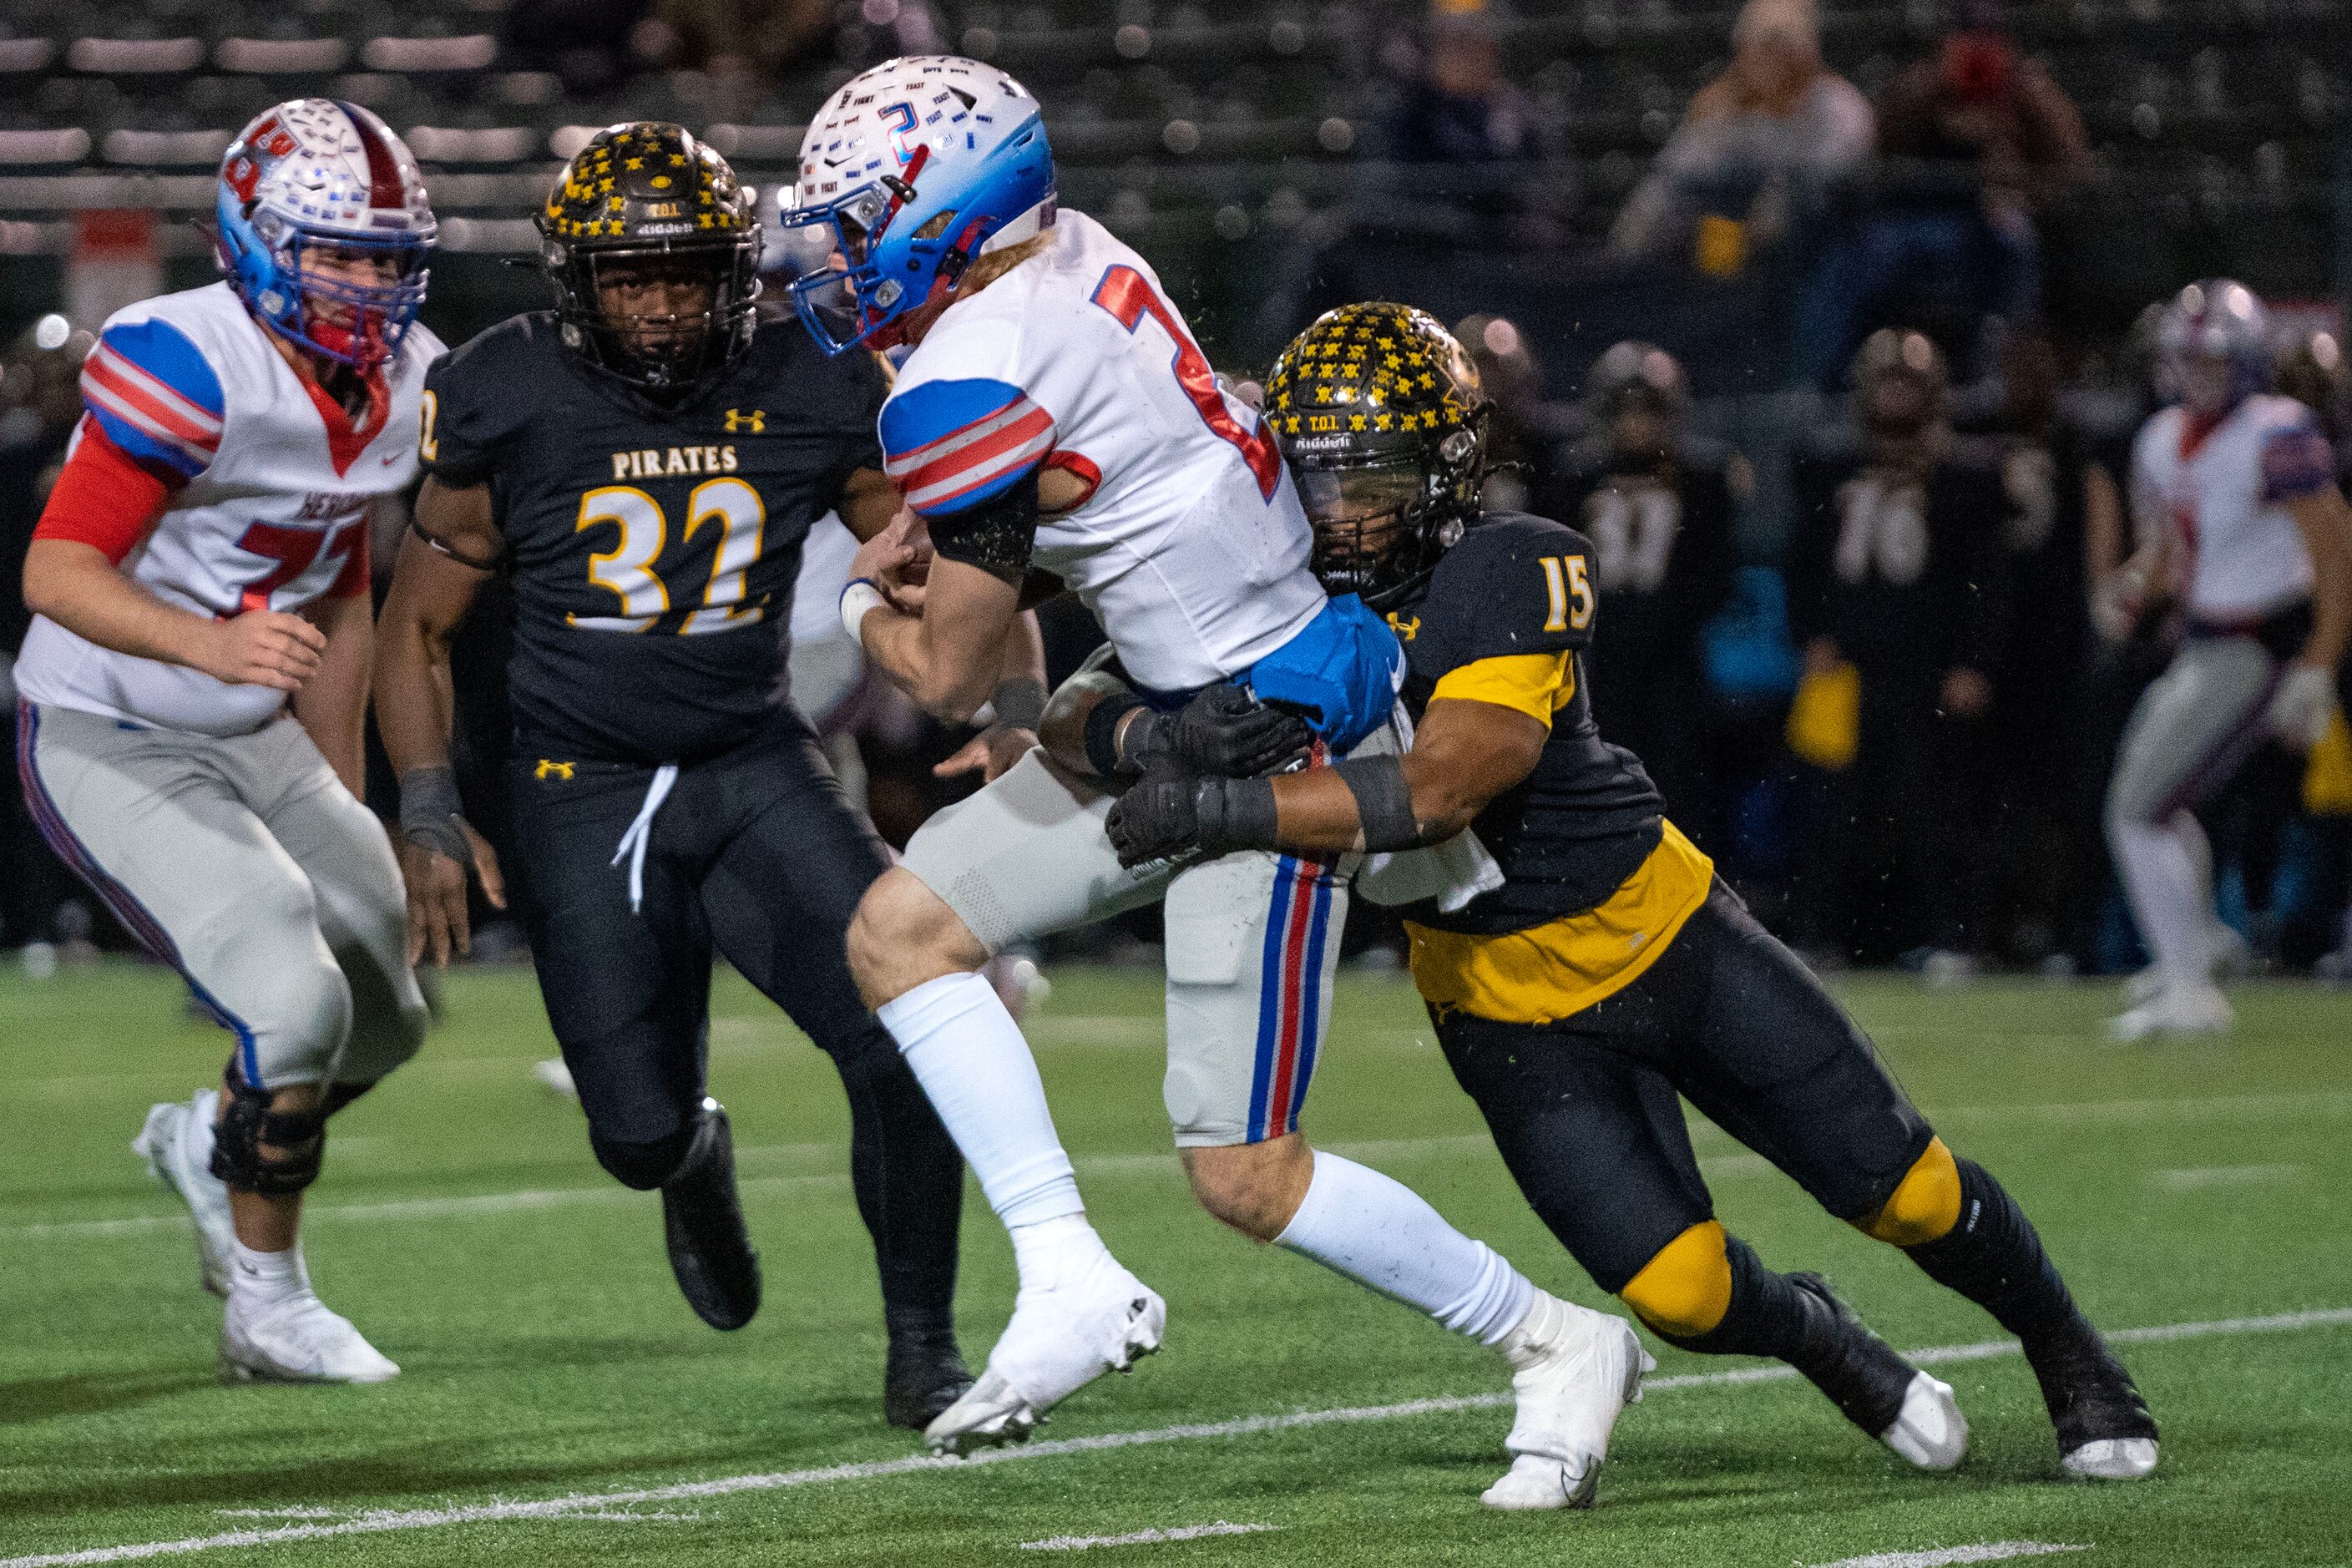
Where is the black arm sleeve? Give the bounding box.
[926,468,1040,587]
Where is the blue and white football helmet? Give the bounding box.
[215,99,436,370]
[780,57,1055,355]
[2158,278,2271,414]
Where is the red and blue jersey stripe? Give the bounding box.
[879,375,1056,517]
[78,317,224,482]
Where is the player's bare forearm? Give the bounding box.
[999,608,1046,687]
[23,539,227,671]
[375,481,495,775]
[836,466,903,543]
[2289,488,2352,671]
[1038,667,1130,776]
[1267,699,1545,853]
[294,591,373,793]
[22,538,326,691]
[857,557,1020,721]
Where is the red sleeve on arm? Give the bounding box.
[31,417,179,566]
[326,521,372,599]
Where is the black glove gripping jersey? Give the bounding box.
[1386,510,1667,934]
[421,311,888,765]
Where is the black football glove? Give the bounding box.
[1107,759,1287,869]
[1124,682,1313,779]
[1107,761,1209,868]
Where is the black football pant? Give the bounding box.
[1435,883,1935,1297]
[1438,882,2105,1392]
[508,706,963,1318]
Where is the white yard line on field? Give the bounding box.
[10,1079,2347,1242]
[0,1136,1787,1243]
[1019,1522,1277,1550]
[3,1307,2344,1568]
[1814,1544,2088,1568]
[2146,1164,2302,1191]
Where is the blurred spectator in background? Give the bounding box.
[1453,312,1573,511]
[1611,0,1873,264]
[1785,328,2013,969]
[1958,326,2098,964]
[1540,341,1748,848]
[0,314,96,955]
[1368,0,1569,242]
[1797,0,2088,388]
[503,0,657,96]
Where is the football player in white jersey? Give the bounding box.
[13,100,439,1381]
[2102,280,2352,1039]
[783,56,1649,1506]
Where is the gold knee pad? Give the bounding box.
[1621,1221,1732,1338]
[1854,1136,1963,1247]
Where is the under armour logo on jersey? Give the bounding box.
[724,408,765,433]
[1387,614,1420,642]
[534,759,576,781]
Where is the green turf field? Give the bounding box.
[3,961,2349,1567]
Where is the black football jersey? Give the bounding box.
[422,311,887,765]
[1539,435,1742,706]
[1385,510,1667,935]
[1785,445,2012,690]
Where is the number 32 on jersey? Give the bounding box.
[571,480,766,635]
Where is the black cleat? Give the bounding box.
[2027,1330,2159,1479]
[883,1309,974,1431]
[1788,1273,1968,1469]
[661,1102,761,1331]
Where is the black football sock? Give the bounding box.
[1900,1157,2089,1349]
[832,1028,966,1321]
[1652,1234,1912,1438]
[1899,1156,2154,1444]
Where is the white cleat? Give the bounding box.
[1879,1371,1969,1470]
[923,1252,1164,1456]
[2107,980,2233,1042]
[1481,1294,1652,1510]
[2062,1435,2160,1481]
[532,1056,579,1099]
[132,1090,235,1298]
[221,1285,401,1384]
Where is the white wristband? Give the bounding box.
[839,578,888,643]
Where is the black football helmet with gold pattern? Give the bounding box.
[1265,301,1490,608]
[537,122,761,393]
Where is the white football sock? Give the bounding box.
[1274,1149,1535,1346]
[2110,812,2215,983]
[1009,1211,1114,1289]
[877,971,1086,1231]
[229,1240,308,1305]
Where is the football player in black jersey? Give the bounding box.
[1538,341,1744,845]
[1786,329,2012,967]
[373,125,1019,1428]
[1092,303,2157,1483]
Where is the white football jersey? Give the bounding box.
[878,210,1326,692]
[2131,393,2335,624]
[18,282,441,736]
